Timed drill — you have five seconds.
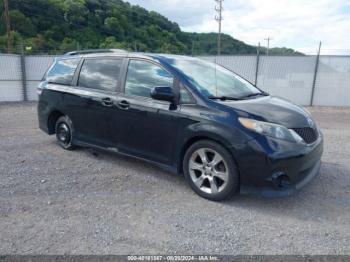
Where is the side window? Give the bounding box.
[78,59,122,91]
[125,60,173,98]
[46,58,79,85]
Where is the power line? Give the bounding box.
[215,0,223,56]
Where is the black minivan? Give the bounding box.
[38,49,323,201]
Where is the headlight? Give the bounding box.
[238,117,303,143]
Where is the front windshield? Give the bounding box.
[169,58,260,98]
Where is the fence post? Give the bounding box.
[19,44,28,101]
[255,43,260,86]
[310,41,322,106]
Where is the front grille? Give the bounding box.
[292,127,318,144]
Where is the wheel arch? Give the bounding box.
[177,133,241,177]
[47,110,65,135]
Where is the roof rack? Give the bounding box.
[64,49,128,56]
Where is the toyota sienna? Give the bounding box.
[38,49,323,201]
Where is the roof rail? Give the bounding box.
[64,49,127,56]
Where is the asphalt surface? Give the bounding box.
[0,102,349,255]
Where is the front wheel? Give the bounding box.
[55,116,75,150]
[183,140,239,201]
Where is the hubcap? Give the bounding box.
[57,123,71,145]
[189,148,229,194]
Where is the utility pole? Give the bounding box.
[255,42,261,86]
[215,0,223,56]
[264,37,273,56]
[3,0,13,53]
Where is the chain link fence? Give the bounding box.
[25,55,56,101]
[0,53,349,106]
[0,54,23,101]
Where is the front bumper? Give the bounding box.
[238,133,324,197]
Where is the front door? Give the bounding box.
[115,59,180,165]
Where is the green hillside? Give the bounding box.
[0,0,303,55]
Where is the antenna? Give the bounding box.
[215,0,224,56]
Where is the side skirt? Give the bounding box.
[74,140,179,175]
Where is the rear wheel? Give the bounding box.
[183,140,239,201]
[55,116,75,150]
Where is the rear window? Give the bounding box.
[46,58,80,85]
[78,58,122,91]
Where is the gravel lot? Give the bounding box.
[0,102,349,255]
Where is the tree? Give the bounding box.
[62,0,88,26]
[9,10,36,36]
[104,17,125,39]
[0,0,302,55]
[99,36,125,49]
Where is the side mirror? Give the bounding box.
[150,86,175,103]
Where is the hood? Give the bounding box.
[219,96,313,128]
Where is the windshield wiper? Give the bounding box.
[208,96,241,101]
[238,91,269,99]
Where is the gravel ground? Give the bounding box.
[0,102,349,255]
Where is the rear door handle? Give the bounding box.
[101,97,113,107]
[117,100,130,110]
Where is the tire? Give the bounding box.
[55,115,75,150]
[183,140,239,201]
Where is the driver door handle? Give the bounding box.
[117,100,130,110]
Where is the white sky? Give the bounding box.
[126,0,350,55]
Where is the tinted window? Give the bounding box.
[169,58,261,98]
[125,60,173,98]
[78,59,122,91]
[46,58,79,85]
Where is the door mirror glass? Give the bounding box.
[150,86,175,102]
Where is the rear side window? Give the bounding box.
[46,58,80,85]
[78,58,122,92]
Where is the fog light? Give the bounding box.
[277,175,291,188]
[271,172,291,189]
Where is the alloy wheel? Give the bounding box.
[188,148,229,194]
